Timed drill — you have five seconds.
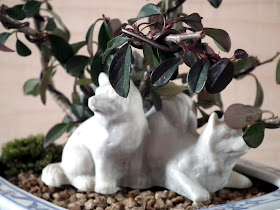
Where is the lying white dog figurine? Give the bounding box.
[42,74,252,202]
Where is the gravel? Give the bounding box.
[9,171,272,210]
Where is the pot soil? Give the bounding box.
[8,171,276,210]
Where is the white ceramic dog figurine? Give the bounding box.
[142,98,252,201]
[42,73,148,194]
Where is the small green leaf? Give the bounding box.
[128,3,162,25]
[48,34,74,64]
[23,78,40,96]
[183,13,203,31]
[71,41,86,54]
[150,57,180,87]
[251,74,264,108]
[243,123,265,148]
[187,59,210,93]
[143,44,160,69]
[109,43,132,97]
[109,18,122,36]
[0,33,12,44]
[22,1,42,18]
[276,59,280,84]
[66,56,89,77]
[45,18,56,31]
[224,104,263,129]
[153,82,187,97]
[40,66,56,104]
[183,51,198,68]
[207,0,222,8]
[47,9,70,41]
[16,39,31,56]
[103,36,130,63]
[5,5,26,20]
[204,28,231,52]
[98,22,114,52]
[86,22,97,57]
[197,88,223,109]
[0,43,14,52]
[45,123,70,147]
[234,56,257,78]
[71,104,93,119]
[206,58,234,94]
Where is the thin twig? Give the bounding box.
[164,31,205,44]
[258,52,280,66]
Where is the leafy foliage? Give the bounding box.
[0,0,279,149]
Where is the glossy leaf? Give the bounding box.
[197,88,223,109]
[66,56,89,77]
[243,123,265,148]
[183,13,203,31]
[204,28,231,52]
[109,18,122,36]
[143,44,160,69]
[206,58,234,94]
[22,1,42,18]
[48,35,74,64]
[45,18,56,31]
[76,78,92,86]
[5,5,25,20]
[45,123,70,147]
[91,50,113,86]
[23,78,40,96]
[276,59,280,84]
[183,50,198,67]
[251,74,264,108]
[150,57,180,87]
[86,22,97,57]
[72,104,93,119]
[16,39,31,57]
[128,3,162,25]
[0,33,12,44]
[153,82,187,97]
[98,22,113,52]
[71,41,86,54]
[47,9,70,41]
[234,56,257,78]
[187,59,210,93]
[103,36,130,63]
[207,0,222,8]
[0,43,14,52]
[109,44,132,97]
[234,49,248,59]
[224,104,263,129]
[40,66,56,105]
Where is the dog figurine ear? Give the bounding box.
[98,72,109,86]
[207,112,219,128]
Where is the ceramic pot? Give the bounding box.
[0,159,279,210]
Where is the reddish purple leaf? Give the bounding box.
[0,43,14,52]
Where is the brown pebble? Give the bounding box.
[52,192,60,200]
[76,193,86,200]
[146,198,156,209]
[96,203,107,209]
[68,205,81,210]
[75,198,87,206]
[96,207,104,210]
[87,192,97,198]
[167,191,177,199]
[29,186,40,193]
[70,194,77,203]
[59,190,70,199]
[171,196,185,205]
[155,190,168,200]
[115,193,125,202]
[109,202,125,210]
[154,198,165,209]
[128,189,141,197]
[96,195,106,203]
[123,197,136,208]
[245,193,253,199]
[42,193,50,200]
[107,196,117,204]
[84,199,95,210]
[165,199,173,208]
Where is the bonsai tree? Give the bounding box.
[0,0,279,150]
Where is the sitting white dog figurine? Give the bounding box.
[42,73,252,202]
[42,73,148,194]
